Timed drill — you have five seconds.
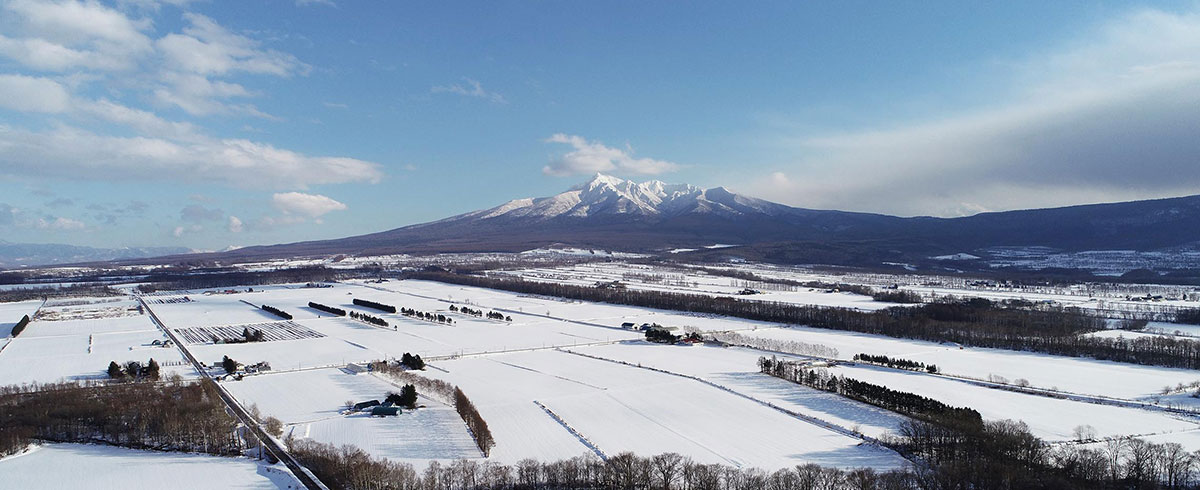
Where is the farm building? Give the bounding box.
[371,405,400,417]
[353,400,380,411]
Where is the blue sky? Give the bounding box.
[1,0,1199,250]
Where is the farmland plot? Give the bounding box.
[424,350,907,470]
[739,326,1200,399]
[0,323,192,385]
[173,320,324,344]
[504,263,895,311]
[825,363,1200,447]
[0,300,42,337]
[0,443,298,489]
[575,342,909,439]
[223,368,479,464]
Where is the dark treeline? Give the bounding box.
[411,272,1200,369]
[871,290,924,304]
[354,298,398,314]
[260,304,292,320]
[760,357,979,430]
[1179,308,1200,325]
[350,310,388,327]
[10,314,29,337]
[400,352,425,370]
[372,362,493,457]
[309,301,346,316]
[454,387,495,456]
[134,266,352,293]
[0,379,244,458]
[853,353,937,373]
[287,443,920,490]
[0,284,122,302]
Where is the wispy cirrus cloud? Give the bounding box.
[431,77,507,104]
[743,7,1200,217]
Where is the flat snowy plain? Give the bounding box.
[0,444,299,489]
[4,269,1200,476]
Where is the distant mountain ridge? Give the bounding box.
[0,240,191,268]
[95,174,1200,275]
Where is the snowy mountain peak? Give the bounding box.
[469,174,781,222]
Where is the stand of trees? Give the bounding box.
[349,311,388,327]
[385,385,418,409]
[135,266,346,293]
[854,353,937,373]
[241,327,265,342]
[645,328,679,343]
[308,302,346,316]
[353,298,397,314]
[871,289,923,304]
[260,304,292,320]
[106,358,160,380]
[412,272,1200,370]
[1178,308,1200,325]
[451,305,511,322]
[0,379,245,458]
[400,352,425,370]
[401,307,452,324]
[9,314,29,337]
[0,284,122,303]
[711,330,839,358]
[222,355,239,374]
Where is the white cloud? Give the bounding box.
[272,192,347,219]
[158,13,306,77]
[745,7,1200,216]
[0,74,71,112]
[37,216,85,231]
[431,78,506,104]
[543,134,679,177]
[0,125,384,189]
[0,0,153,72]
[228,215,243,233]
[295,0,336,6]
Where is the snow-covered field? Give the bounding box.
[223,368,480,465]
[499,262,895,311]
[4,270,1199,475]
[573,341,1200,448]
[0,444,299,489]
[421,349,907,470]
[0,299,40,338]
[0,303,193,386]
[738,325,1200,400]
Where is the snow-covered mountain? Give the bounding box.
[464,174,783,221]
[115,174,1200,277]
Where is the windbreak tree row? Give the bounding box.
[353,298,397,313]
[308,302,346,316]
[260,304,292,320]
[9,314,29,337]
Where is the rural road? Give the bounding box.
[138,296,330,490]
